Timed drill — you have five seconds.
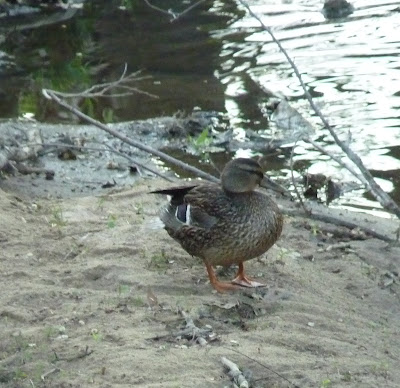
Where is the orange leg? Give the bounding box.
[231,263,266,288]
[205,263,241,293]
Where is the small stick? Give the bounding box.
[103,143,175,182]
[322,242,352,252]
[305,138,366,187]
[41,367,60,381]
[222,346,300,388]
[221,357,249,388]
[289,138,310,214]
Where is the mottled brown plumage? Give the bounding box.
[152,158,284,292]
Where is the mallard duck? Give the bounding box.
[152,158,284,292]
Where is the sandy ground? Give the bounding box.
[1,179,400,388]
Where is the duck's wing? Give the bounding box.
[151,184,219,230]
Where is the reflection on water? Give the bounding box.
[215,0,400,214]
[1,0,399,214]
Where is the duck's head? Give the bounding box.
[221,158,286,195]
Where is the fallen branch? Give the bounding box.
[47,66,157,99]
[42,89,219,183]
[221,357,249,388]
[103,143,175,182]
[237,0,400,219]
[305,138,366,186]
[138,0,398,240]
[42,88,397,242]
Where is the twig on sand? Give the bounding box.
[41,367,60,381]
[221,357,249,388]
[53,345,93,362]
[222,346,300,388]
[103,143,175,182]
[176,308,213,346]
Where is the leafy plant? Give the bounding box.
[107,214,117,228]
[189,127,212,151]
[50,206,67,227]
[321,379,331,388]
[90,329,103,342]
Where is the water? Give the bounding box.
[1,0,399,215]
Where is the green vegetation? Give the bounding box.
[107,213,117,228]
[50,206,67,228]
[188,127,212,161]
[321,379,331,387]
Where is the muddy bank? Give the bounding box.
[0,174,399,387]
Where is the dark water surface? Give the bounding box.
[1,0,399,215]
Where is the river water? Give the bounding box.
[1,0,399,215]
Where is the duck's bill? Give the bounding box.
[260,176,290,197]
